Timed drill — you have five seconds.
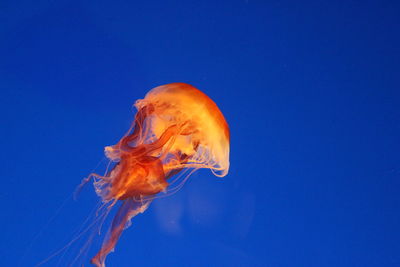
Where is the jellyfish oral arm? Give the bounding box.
[91,198,151,267]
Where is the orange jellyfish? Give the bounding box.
[87,83,230,267]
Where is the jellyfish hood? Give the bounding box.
[137,82,230,177]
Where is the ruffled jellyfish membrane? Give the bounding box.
[88,83,230,267]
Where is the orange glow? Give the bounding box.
[88,83,230,267]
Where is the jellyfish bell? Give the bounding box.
[139,83,230,175]
[88,83,230,267]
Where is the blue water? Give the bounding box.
[1,1,400,266]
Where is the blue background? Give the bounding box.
[1,1,400,266]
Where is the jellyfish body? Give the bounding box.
[89,83,230,267]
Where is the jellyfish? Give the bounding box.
[86,83,230,267]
